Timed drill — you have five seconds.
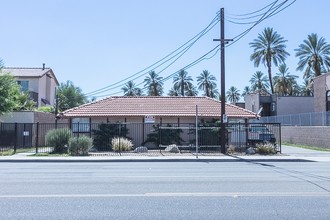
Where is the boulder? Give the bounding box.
[134,146,148,153]
[246,147,256,155]
[164,144,180,153]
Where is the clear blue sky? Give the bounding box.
[1,0,328,100]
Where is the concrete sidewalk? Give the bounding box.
[1,145,330,162]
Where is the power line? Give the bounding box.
[84,13,220,97]
[93,45,220,98]
[87,0,296,98]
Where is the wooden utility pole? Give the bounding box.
[214,8,232,154]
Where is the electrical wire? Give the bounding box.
[93,45,220,98]
[84,13,220,97]
[87,0,296,98]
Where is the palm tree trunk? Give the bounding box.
[267,58,274,94]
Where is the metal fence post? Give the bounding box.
[14,123,17,154]
[36,122,39,154]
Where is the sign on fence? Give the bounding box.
[144,115,155,123]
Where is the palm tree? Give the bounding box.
[209,83,219,99]
[249,71,269,94]
[250,27,289,94]
[273,64,298,96]
[172,69,193,96]
[168,85,180,96]
[295,33,330,79]
[300,79,313,96]
[226,86,240,104]
[144,71,163,96]
[185,82,198,96]
[121,81,142,96]
[196,70,217,97]
[241,86,251,97]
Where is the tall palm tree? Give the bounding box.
[197,70,217,97]
[241,86,251,97]
[250,27,289,94]
[209,83,219,99]
[226,86,240,104]
[121,81,142,96]
[295,33,330,79]
[185,82,198,96]
[249,71,269,94]
[172,69,193,96]
[143,71,163,96]
[300,79,313,96]
[273,64,298,96]
[168,85,180,96]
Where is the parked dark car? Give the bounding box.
[247,125,276,146]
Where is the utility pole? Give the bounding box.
[213,8,232,154]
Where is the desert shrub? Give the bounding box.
[68,136,93,156]
[256,142,277,155]
[111,137,133,151]
[227,145,236,154]
[45,128,72,153]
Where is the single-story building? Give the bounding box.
[59,96,257,148]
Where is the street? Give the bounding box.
[0,161,329,219]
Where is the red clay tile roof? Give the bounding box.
[61,96,256,118]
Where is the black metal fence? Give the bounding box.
[0,122,281,155]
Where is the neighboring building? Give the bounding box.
[60,96,257,124]
[314,72,330,112]
[245,93,314,116]
[2,64,59,107]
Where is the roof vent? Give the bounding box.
[42,63,45,70]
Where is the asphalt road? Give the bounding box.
[0,161,329,220]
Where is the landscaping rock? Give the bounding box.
[246,147,256,155]
[164,144,180,153]
[134,146,148,153]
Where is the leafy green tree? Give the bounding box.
[250,27,289,94]
[226,86,240,104]
[144,71,163,96]
[197,70,217,97]
[249,71,269,94]
[295,33,330,79]
[121,81,142,96]
[0,72,21,116]
[173,69,193,96]
[57,80,87,112]
[273,64,298,96]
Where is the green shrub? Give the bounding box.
[111,137,133,151]
[256,142,277,155]
[92,123,129,151]
[45,128,72,153]
[68,136,93,156]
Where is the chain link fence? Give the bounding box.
[253,111,330,126]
